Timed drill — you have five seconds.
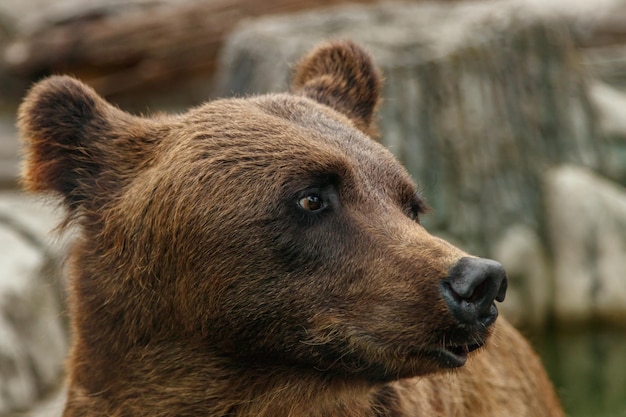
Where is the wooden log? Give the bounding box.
[1,0,389,97]
[575,8,626,48]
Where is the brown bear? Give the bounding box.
[19,41,563,417]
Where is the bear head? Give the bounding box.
[18,41,507,402]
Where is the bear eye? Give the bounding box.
[298,194,324,212]
[412,202,431,223]
[407,194,429,223]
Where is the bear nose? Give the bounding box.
[441,257,508,327]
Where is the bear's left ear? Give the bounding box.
[292,41,382,137]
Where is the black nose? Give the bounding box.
[441,257,508,327]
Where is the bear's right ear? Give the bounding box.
[292,41,383,137]
[18,76,147,210]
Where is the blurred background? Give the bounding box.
[0,0,625,416]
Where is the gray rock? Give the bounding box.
[588,80,626,184]
[590,80,626,138]
[18,384,66,417]
[0,106,19,186]
[492,224,552,328]
[545,165,626,325]
[0,192,67,415]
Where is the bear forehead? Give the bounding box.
[176,93,409,184]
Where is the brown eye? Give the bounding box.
[298,195,324,212]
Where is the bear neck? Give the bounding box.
[67,335,389,417]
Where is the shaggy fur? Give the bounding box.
[19,41,563,416]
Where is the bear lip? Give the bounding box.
[432,340,485,368]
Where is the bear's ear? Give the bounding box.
[18,76,148,210]
[292,41,382,137]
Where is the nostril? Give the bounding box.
[467,278,490,304]
[442,257,508,325]
[496,276,507,303]
[480,304,499,327]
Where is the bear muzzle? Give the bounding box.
[429,257,508,367]
[441,257,508,327]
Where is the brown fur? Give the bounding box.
[18,41,563,416]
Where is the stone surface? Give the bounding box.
[545,165,626,325]
[0,192,67,415]
[591,80,626,138]
[21,385,66,417]
[492,224,552,328]
[0,105,19,187]
[584,46,626,92]
[588,80,626,184]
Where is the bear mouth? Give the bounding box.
[431,340,485,368]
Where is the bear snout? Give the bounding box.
[441,257,508,328]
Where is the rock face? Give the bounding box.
[492,224,552,327]
[0,193,67,415]
[0,107,19,186]
[545,166,626,325]
[588,80,626,184]
[217,1,613,326]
